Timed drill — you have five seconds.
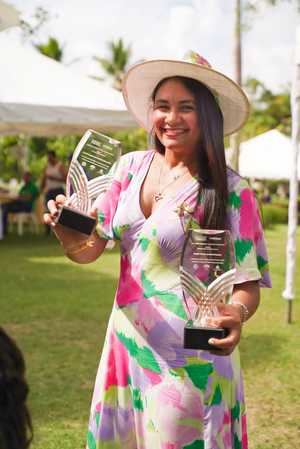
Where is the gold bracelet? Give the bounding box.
[64,237,95,256]
[231,301,249,323]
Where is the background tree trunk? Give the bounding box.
[229,0,242,172]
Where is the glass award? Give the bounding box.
[56,129,121,235]
[180,228,236,350]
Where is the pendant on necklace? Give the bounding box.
[154,192,163,202]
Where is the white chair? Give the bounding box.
[9,211,39,236]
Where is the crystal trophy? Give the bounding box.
[180,229,236,350]
[56,129,121,235]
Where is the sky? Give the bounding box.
[4,0,299,93]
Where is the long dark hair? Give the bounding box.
[151,76,228,229]
[0,328,33,449]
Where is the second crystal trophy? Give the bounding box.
[180,228,236,350]
[56,129,121,235]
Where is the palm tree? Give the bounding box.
[229,0,242,171]
[229,0,291,171]
[94,38,131,91]
[35,36,63,62]
[20,6,49,40]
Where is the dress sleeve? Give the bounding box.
[93,152,134,240]
[227,174,271,288]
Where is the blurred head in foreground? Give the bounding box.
[0,328,32,449]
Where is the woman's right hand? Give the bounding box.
[43,194,107,263]
[43,194,90,248]
[43,194,66,228]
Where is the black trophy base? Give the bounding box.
[184,324,228,350]
[56,206,96,235]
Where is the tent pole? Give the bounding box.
[286,300,293,324]
[282,21,300,323]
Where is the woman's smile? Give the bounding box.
[152,78,200,154]
[162,127,187,138]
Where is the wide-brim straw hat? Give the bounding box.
[122,52,250,136]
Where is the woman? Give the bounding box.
[40,150,67,234]
[44,52,271,449]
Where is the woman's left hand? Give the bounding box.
[207,303,242,356]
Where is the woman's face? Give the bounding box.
[152,78,201,155]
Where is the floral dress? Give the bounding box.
[87,150,271,449]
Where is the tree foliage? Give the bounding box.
[35,37,63,61]
[0,135,79,182]
[111,128,147,153]
[94,38,132,90]
[20,7,49,40]
[0,137,20,182]
[242,78,291,139]
[242,0,294,28]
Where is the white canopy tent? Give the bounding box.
[0,34,137,136]
[226,129,299,180]
[0,1,19,31]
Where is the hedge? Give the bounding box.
[261,204,288,229]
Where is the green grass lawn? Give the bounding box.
[0,225,299,449]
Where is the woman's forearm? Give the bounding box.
[52,226,107,264]
[44,195,107,264]
[231,280,260,322]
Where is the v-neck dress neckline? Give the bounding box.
[136,149,199,222]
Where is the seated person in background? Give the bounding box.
[261,187,272,204]
[0,327,32,449]
[1,172,39,236]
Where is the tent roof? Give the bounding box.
[0,34,137,135]
[0,103,135,136]
[226,129,298,180]
[0,1,20,31]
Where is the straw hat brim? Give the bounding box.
[122,59,250,136]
